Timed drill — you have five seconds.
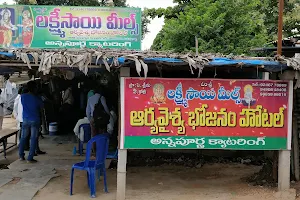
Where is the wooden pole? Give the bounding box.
[195,36,199,56]
[277,0,284,56]
[275,0,284,184]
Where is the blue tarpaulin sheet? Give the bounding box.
[0,52,287,73]
[0,52,14,57]
[102,57,287,72]
[209,58,281,66]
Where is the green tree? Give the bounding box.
[145,0,192,19]
[141,12,150,39]
[260,0,300,40]
[148,0,300,53]
[150,0,268,54]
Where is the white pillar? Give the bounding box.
[278,150,291,190]
[262,72,270,80]
[278,80,293,191]
[117,149,127,200]
[117,67,130,200]
[263,72,292,190]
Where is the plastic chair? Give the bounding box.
[78,124,91,156]
[70,135,109,198]
[107,149,118,159]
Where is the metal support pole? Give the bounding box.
[277,0,284,56]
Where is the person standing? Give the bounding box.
[13,88,22,124]
[19,81,43,163]
[15,87,45,154]
[62,86,74,106]
[86,88,110,152]
[13,88,28,149]
[59,85,74,133]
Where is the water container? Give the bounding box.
[73,146,77,155]
[49,122,58,136]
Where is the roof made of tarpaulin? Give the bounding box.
[0,49,294,76]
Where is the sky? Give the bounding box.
[127,0,175,49]
[0,0,175,50]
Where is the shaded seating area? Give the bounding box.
[76,124,117,159]
[78,124,92,156]
[70,135,109,198]
[1,49,300,200]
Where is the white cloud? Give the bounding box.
[0,0,175,50]
[0,0,14,4]
[127,0,175,50]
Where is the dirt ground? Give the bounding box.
[33,163,282,200]
[0,118,298,200]
[32,141,295,200]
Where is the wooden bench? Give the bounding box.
[0,129,18,158]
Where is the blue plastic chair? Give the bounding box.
[70,135,109,198]
[78,124,91,156]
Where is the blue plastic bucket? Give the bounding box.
[49,122,58,136]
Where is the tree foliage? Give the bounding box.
[148,0,300,54]
[145,0,192,19]
[260,0,300,40]
[150,0,268,54]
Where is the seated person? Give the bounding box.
[73,116,90,142]
[107,109,117,135]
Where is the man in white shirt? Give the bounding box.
[13,88,23,129]
[73,117,90,142]
[13,88,29,149]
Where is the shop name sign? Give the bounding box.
[0,5,141,50]
[44,41,132,48]
[120,78,292,150]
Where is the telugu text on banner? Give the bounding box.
[121,78,292,150]
[0,5,141,50]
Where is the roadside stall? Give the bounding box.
[1,48,300,200]
[2,49,300,200]
[1,4,300,200]
[116,57,300,200]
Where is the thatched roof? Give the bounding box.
[0,48,297,77]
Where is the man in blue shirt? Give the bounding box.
[19,81,43,163]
